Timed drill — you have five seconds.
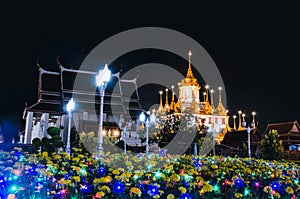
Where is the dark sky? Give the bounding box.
[0,3,299,138]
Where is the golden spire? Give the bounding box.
[157,90,164,114]
[164,88,169,110]
[205,85,209,101]
[237,110,244,130]
[215,86,227,115]
[252,111,256,128]
[169,85,175,111]
[233,115,237,130]
[159,90,163,108]
[186,50,194,78]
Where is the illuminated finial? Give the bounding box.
[210,89,215,109]
[242,113,246,122]
[171,85,175,102]
[164,88,169,110]
[233,115,237,130]
[252,111,256,125]
[215,86,226,116]
[159,91,163,108]
[218,86,222,103]
[205,85,209,101]
[238,110,243,130]
[186,50,194,78]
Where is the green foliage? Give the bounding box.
[32,127,64,153]
[151,113,208,150]
[259,129,284,160]
[47,126,60,136]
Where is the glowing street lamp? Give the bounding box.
[95,64,111,156]
[242,112,257,161]
[66,98,75,154]
[139,112,150,156]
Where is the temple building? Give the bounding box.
[21,62,143,146]
[156,51,231,143]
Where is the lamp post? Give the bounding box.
[95,64,111,156]
[242,114,256,161]
[139,112,149,156]
[66,98,75,155]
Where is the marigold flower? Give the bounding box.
[286,186,294,194]
[112,170,120,175]
[100,185,111,193]
[201,184,213,193]
[72,176,80,182]
[95,191,105,198]
[167,194,175,199]
[130,187,142,197]
[178,186,187,194]
[169,174,180,182]
[234,193,243,198]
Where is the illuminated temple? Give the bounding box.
[156,51,231,143]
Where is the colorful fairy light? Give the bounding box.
[181,193,192,199]
[147,184,159,196]
[113,181,125,194]
[0,148,300,198]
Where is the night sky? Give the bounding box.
[1,3,299,140]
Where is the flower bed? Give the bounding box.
[0,147,299,198]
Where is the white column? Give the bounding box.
[43,113,49,137]
[24,112,33,144]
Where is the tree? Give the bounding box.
[32,127,64,153]
[258,129,284,160]
[151,112,208,151]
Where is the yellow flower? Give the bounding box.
[196,176,203,182]
[201,184,213,193]
[65,154,71,160]
[78,154,85,159]
[62,179,72,186]
[93,178,102,184]
[130,187,142,197]
[112,170,120,175]
[234,193,243,198]
[72,176,81,183]
[100,185,111,193]
[285,186,294,194]
[296,183,300,191]
[167,194,175,199]
[41,151,48,158]
[95,191,105,198]
[118,167,125,172]
[263,186,272,193]
[271,191,281,198]
[121,172,132,178]
[211,164,218,169]
[169,174,180,182]
[153,194,160,198]
[104,176,113,183]
[178,186,187,194]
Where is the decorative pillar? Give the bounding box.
[24,112,33,144]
